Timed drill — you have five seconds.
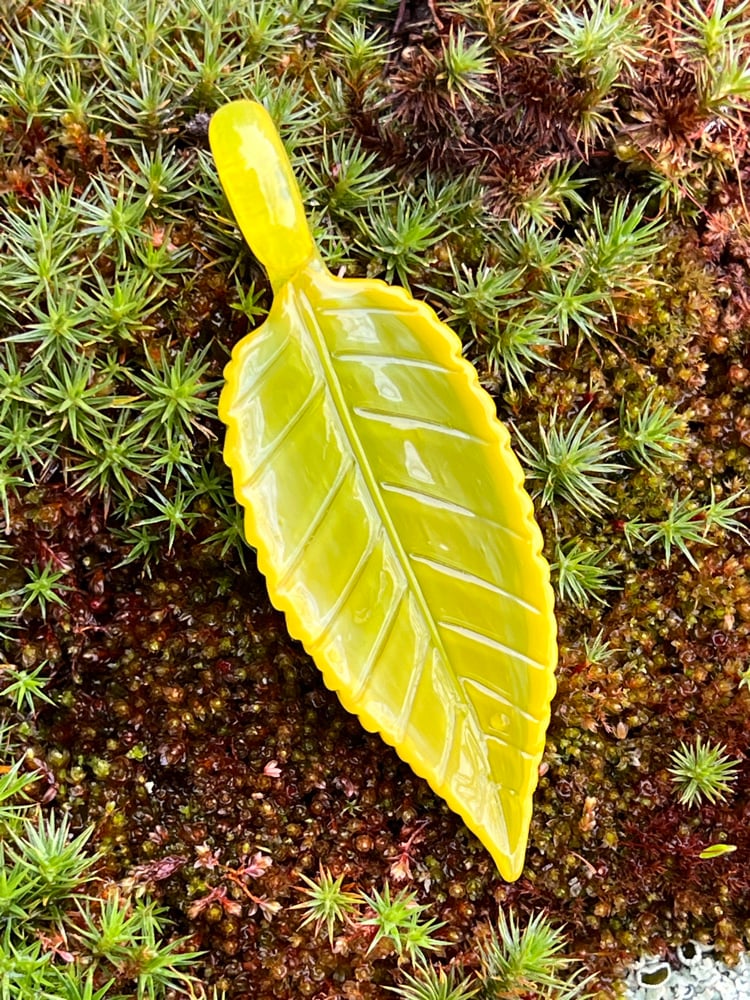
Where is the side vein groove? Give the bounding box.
[410,553,542,615]
[274,458,353,590]
[353,406,486,443]
[438,620,549,671]
[238,380,325,490]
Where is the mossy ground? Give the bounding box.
[1,1,750,997]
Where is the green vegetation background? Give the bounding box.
[1,1,749,997]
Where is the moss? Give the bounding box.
[2,0,750,996]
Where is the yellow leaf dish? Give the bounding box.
[210,100,557,881]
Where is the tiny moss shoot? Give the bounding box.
[668,736,741,808]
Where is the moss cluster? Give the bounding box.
[2,0,750,997]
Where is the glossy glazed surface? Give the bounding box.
[210,100,557,881]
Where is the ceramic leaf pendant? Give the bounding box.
[210,100,557,880]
